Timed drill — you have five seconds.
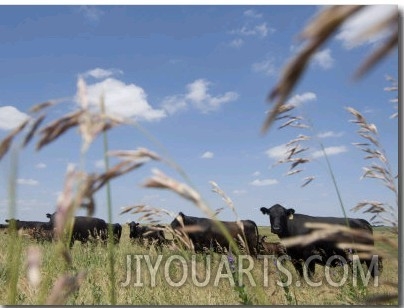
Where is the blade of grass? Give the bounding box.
[101,94,116,305]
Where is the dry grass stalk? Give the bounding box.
[143,168,213,217]
[279,222,374,249]
[210,181,249,254]
[22,114,46,148]
[45,271,86,305]
[301,176,315,187]
[262,5,397,134]
[91,160,145,194]
[353,10,398,79]
[36,110,84,150]
[0,118,30,160]
[53,164,78,240]
[347,107,397,225]
[35,79,123,152]
[209,181,238,219]
[109,147,161,162]
[384,75,398,119]
[26,246,42,288]
[271,112,315,186]
[363,293,399,305]
[262,5,363,133]
[29,100,56,113]
[119,204,173,224]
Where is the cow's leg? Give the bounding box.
[292,259,304,277]
[365,255,382,277]
[305,258,316,278]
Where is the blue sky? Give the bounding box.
[0,5,399,227]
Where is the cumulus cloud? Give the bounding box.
[235,22,271,38]
[78,77,166,121]
[244,9,262,19]
[79,5,104,23]
[94,159,106,169]
[252,171,261,177]
[229,38,244,48]
[162,79,238,114]
[82,68,122,79]
[335,5,397,49]
[265,144,288,160]
[317,131,344,138]
[160,95,187,115]
[201,151,214,159]
[311,146,348,159]
[312,49,335,69]
[0,106,30,130]
[35,163,47,169]
[250,178,278,186]
[17,178,39,186]
[252,57,277,76]
[286,92,317,107]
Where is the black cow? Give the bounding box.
[128,221,166,246]
[4,218,53,232]
[46,212,108,248]
[170,212,259,256]
[260,204,381,277]
[107,223,122,244]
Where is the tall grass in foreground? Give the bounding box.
[0,226,398,305]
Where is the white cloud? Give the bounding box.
[244,9,262,19]
[35,163,47,169]
[94,159,106,169]
[335,5,397,49]
[233,189,247,195]
[79,77,166,121]
[82,68,122,79]
[312,49,335,70]
[252,57,277,76]
[317,131,344,138]
[236,22,270,38]
[229,38,244,48]
[286,92,317,107]
[252,171,261,177]
[250,178,278,186]
[17,178,39,186]
[0,106,30,130]
[162,79,238,114]
[311,146,348,159]
[201,151,214,159]
[160,95,187,115]
[79,6,104,23]
[265,144,288,160]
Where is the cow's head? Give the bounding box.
[170,212,185,231]
[128,221,140,238]
[260,204,294,236]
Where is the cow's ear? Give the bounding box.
[286,208,295,219]
[260,207,269,215]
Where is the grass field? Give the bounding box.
[0,225,398,305]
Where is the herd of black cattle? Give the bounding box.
[0,203,381,278]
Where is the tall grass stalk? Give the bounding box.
[6,147,22,304]
[101,96,116,305]
[317,141,350,227]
